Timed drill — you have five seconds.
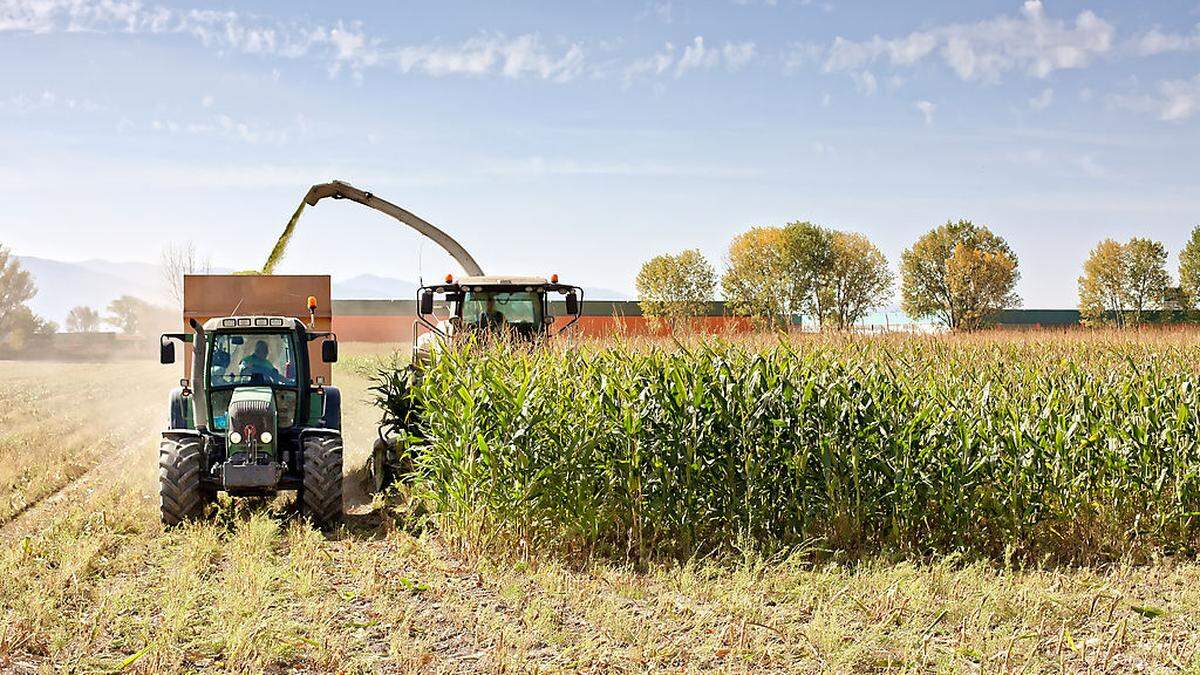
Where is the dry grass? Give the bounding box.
[1,338,1199,672]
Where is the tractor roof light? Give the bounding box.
[444,274,454,284]
[550,273,559,284]
[307,296,318,311]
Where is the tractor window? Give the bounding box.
[209,332,298,388]
[462,291,542,328]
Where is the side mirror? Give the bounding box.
[419,290,434,315]
[321,339,338,363]
[565,292,580,316]
[160,340,176,364]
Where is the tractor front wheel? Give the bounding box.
[301,434,343,529]
[159,434,208,526]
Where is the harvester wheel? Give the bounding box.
[159,434,207,526]
[369,437,393,493]
[302,434,343,528]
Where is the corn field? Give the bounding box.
[377,333,1200,562]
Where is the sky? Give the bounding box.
[0,0,1198,307]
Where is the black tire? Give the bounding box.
[302,434,343,528]
[159,434,207,526]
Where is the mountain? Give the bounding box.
[332,274,420,300]
[17,256,169,325]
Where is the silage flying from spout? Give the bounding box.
[259,198,309,275]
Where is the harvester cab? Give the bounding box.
[411,274,583,363]
[157,309,344,528]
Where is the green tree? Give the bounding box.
[1123,237,1171,325]
[1178,225,1200,308]
[820,232,893,330]
[635,249,717,328]
[1078,237,1171,326]
[0,244,36,338]
[779,221,835,323]
[1077,239,1127,326]
[900,220,1020,330]
[721,227,793,328]
[65,305,102,332]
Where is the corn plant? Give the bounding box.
[378,333,1200,562]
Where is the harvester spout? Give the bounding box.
[260,180,485,277]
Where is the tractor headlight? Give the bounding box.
[229,431,243,444]
[260,431,273,444]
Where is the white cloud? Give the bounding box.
[0,90,102,113]
[200,95,214,108]
[915,100,936,126]
[1110,74,1200,122]
[1029,87,1053,110]
[624,36,756,81]
[851,70,877,95]
[0,0,588,82]
[1130,24,1200,56]
[819,1,1114,82]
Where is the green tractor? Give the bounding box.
[159,313,344,528]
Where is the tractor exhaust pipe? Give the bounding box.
[189,318,209,430]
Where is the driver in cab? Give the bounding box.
[239,340,281,384]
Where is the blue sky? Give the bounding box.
[1,0,1198,306]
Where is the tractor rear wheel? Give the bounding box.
[159,434,208,526]
[302,434,343,529]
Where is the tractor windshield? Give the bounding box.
[461,291,543,329]
[209,332,298,388]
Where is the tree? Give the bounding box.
[1078,237,1171,326]
[65,305,102,332]
[722,227,792,328]
[106,295,173,336]
[1078,239,1128,326]
[1123,237,1171,325]
[635,249,717,328]
[161,242,211,309]
[779,221,834,322]
[900,220,1020,330]
[0,244,37,340]
[1178,226,1200,308]
[820,232,893,330]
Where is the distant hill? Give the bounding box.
[17,256,169,325]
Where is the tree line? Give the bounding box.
[637,219,1020,330]
[638,222,1200,330]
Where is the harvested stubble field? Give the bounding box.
[2,335,1200,673]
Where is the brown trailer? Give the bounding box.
[181,274,333,383]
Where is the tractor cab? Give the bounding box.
[157,310,344,528]
[412,275,582,362]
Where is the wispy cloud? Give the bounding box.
[0,0,588,82]
[1129,24,1200,56]
[148,112,305,145]
[624,36,756,82]
[0,90,102,113]
[813,1,1114,83]
[1110,74,1200,121]
[914,100,936,126]
[1029,87,1053,110]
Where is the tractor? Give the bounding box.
[158,304,344,528]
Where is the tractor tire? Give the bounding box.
[159,434,208,526]
[301,433,343,529]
